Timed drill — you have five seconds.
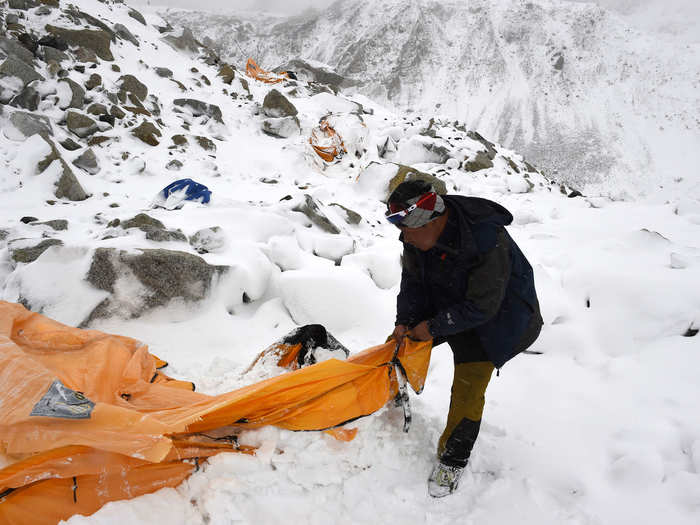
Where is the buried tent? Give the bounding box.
[245,58,291,84]
[0,301,432,524]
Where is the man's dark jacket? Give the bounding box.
[396,195,542,368]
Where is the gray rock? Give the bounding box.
[121,213,164,231]
[145,228,187,243]
[128,8,147,26]
[118,74,147,101]
[37,35,69,52]
[72,148,100,174]
[84,247,227,321]
[66,111,98,138]
[293,194,341,234]
[11,239,63,264]
[131,120,161,146]
[154,67,173,78]
[45,25,113,61]
[262,89,297,118]
[218,64,235,84]
[86,103,108,116]
[329,203,362,225]
[173,98,224,124]
[166,159,182,170]
[553,53,564,71]
[32,219,68,231]
[84,73,101,90]
[9,84,39,110]
[466,131,497,160]
[59,137,81,151]
[65,8,116,41]
[8,0,39,12]
[42,46,69,63]
[8,110,52,139]
[0,57,44,86]
[194,135,216,151]
[58,78,85,109]
[463,151,494,172]
[0,36,35,65]
[38,137,89,201]
[261,116,300,138]
[162,27,200,53]
[35,5,52,16]
[114,23,139,47]
[189,226,225,254]
[274,59,353,91]
[0,230,9,241]
[74,47,98,64]
[387,164,447,198]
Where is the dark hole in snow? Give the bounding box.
[586,298,591,308]
[242,292,251,304]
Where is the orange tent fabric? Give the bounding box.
[245,58,289,84]
[0,301,432,524]
[310,119,346,162]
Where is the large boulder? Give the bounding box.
[128,8,147,26]
[57,77,85,109]
[84,247,227,321]
[118,74,147,102]
[72,148,99,175]
[65,111,98,138]
[131,120,161,146]
[4,110,52,140]
[173,98,224,124]
[45,25,114,61]
[38,136,89,201]
[0,36,35,64]
[462,151,494,172]
[9,85,39,110]
[10,238,63,264]
[0,57,44,86]
[114,24,139,47]
[262,89,297,118]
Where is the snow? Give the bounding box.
[0,0,698,524]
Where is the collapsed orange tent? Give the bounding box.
[0,301,432,524]
[245,58,289,84]
[310,119,346,162]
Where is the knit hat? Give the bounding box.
[386,180,445,228]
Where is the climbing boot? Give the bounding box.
[428,461,463,498]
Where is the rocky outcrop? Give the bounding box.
[84,247,227,321]
[132,120,161,146]
[262,89,297,118]
[72,148,100,175]
[10,239,63,263]
[45,25,114,61]
[65,111,98,138]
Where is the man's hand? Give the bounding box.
[408,321,432,341]
[391,324,409,342]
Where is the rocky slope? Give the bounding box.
[163,0,700,196]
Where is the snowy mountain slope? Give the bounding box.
[163,0,700,197]
[0,0,699,524]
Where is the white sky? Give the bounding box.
[133,0,700,40]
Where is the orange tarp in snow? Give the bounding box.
[310,119,346,162]
[245,58,289,84]
[0,301,432,524]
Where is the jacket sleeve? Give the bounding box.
[428,228,511,337]
[395,247,427,327]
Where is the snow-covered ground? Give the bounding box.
[1,0,699,524]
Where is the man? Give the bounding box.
[386,180,543,498]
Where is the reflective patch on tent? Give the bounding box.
[29,380,95,420]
